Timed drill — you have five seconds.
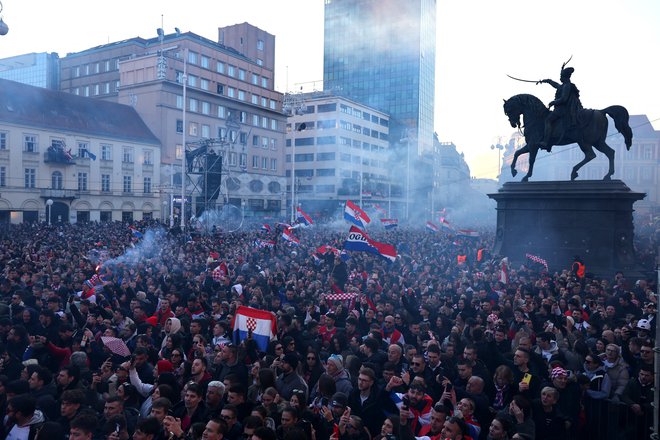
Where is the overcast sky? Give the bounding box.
[1,0,658,178]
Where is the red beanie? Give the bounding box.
[157,359,174,373]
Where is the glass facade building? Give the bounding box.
[0,52,60,89]
[323,0,436,155]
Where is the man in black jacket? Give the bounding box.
[347,367,396,438]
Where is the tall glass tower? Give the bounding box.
[323,0,436,155]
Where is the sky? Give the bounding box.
[1,0,658,179]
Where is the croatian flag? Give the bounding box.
[380,218,398,229]
[260,224,271,233]
[232,306,277,352]
[439,217,453,232]
[255,239,276,249]
[374,204,387,216]
[282,228,300,245]
[344,200,371,228]
[426,221,440,233]
[317,245,340,256]
[128,226,143,238]
[343,226,397,262]
[296,207,314,225]
[457,229,480,238]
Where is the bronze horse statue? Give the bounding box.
[503,94,633,181]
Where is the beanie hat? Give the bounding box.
[331,392,348,408]
[282,353,299,369]
[551,367,567,379]
[157,359,174,374]
[327,354,344,371]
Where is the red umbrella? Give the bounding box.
[101,336,131,358]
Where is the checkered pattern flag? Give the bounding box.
[526,253,549,271]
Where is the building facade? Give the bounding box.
[0,52,60,89]
[285,91,402,220]
[323,0,436,156]
[57,26,287,219]
[0,79,161,223]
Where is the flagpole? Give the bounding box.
[181,48,188,231]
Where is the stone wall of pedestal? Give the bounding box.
[488,180,645,277]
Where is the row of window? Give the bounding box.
[315,103,389,127]
[72,81,120,97]
[175,96,279,130]
[0,167,153,193]
[0,133,153,164]
[185,50,268,84]
[71,59,120,77]
[175,121,279,151]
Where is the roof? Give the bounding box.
[0,78,160,145]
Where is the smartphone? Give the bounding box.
[522,373,532,385]
[402,395,410,409]
[445,382,453,392]
[333,424,340,437]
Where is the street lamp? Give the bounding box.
[491,143,504,178]
[162,200,168,225]
[0,1,9,36]
[46,199,53,225]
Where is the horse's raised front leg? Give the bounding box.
[522,147,539,182]
[511,144,529,178]
[571,144,596,180]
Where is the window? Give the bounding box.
[218,127,227,140]
[176,71,184,84]
[270,158,277,171]
[261,97,267,107]
[187,75,197,88]
[202,101,210,115]
[78,172,88,191]
[238,69,246,81]
[189,98,198,112]
[24,135,38,152]
[115,81,120,92]
[229,152,237,166]
[189,122,198,136]
[104,82,110,94]
[252,135,259,147]
[175,144,183,160]
[228,65,235,77]
[24,168,36,188]
[270,139,277,150]
[202,124,211,138]
[239,153,247,168]
[227,87,235,98]
[188,51,198,65]
[101,174,110,192]
[122,147,134,163]
[123,176,132,193]
[261,77,268,87]
[252,115,259,126]
[216,61,225,74]
[257,39,264,50]
[51,171,63,189]
[262,157,268,170]
[74,66,80,77]
[84,86,89,97]
[318,103,337,113]
[94,84,100,95]
[174,95,182,110]
[217,106,226,118]
[105,60,111,71]
[101,144,112,160]
[77,141,89,158]
[257,59,263,67]
[238,90,246,101]
[270,119,278,130]
[261,117,268,128]
[0,131,7,149]
[316,185,335,193]
[252,73,259,85]
[143,150,153,165]
[270,99,277,110]
[317,168,335,177]
[317,152,336,161]
[201,78,209,90]
[85,65,90,75]
[252,155,259,169]
[144,177,152,194]
[251,95,259,105]
[0,166,5,187]
[239,131,248,145]
[201,55,210,69]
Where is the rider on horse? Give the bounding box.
[537,66,583,151]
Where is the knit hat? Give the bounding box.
[326,354,344,371]
[551,367,567,379]
[282,353,299,369]
[157,359,174,374]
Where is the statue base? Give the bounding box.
[488,180,645,278]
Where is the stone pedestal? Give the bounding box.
[488,180,645,277]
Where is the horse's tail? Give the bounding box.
[603,105,633,150]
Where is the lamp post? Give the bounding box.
[162,200,168,225]
[491,142,504,178]
[46,199,53,225]
[181,49,188,231]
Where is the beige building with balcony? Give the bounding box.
[0,78,161,223]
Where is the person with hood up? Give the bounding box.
[534,332,566,368]
[159,317,182,352]
[323,354,353,396]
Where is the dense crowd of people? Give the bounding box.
[0,219,656,440]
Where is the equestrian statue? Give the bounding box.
[503,60,633,182]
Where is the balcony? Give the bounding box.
[40,189,78,200]
[43,150,76,165]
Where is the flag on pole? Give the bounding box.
[231,306,277,352]
[282,228,300,245]
[81,148,97,161]
[457,229,480,238]
[343,226,396,262]
[128,226,143,239]
[344,200,371,228]
[254,239,276,249]
[439,217,454,232]
[260,224,271,233]
[380,218,398,229]
[426,221,440,232]
[499,257,509,284]
[296,207,314,225]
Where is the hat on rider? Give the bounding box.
[561,67,575,78]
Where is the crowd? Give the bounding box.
[0,219,656,440]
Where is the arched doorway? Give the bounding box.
[48,201,69,223]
